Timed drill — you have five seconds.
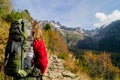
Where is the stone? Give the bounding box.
[43,54,80,80]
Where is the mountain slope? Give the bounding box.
[77,20,120,52]
[97,20,120,52]
[0,19,91,80]
[40,20,90,49]
[42,23,91,80]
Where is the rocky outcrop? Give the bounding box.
[43,54,80,80]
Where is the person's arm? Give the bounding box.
[35,40,48,75]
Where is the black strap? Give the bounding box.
[21,19,25,69]
[4,54,10,67]
[21,38,25,69]
[21,19,24,32]
[36,75,42,80]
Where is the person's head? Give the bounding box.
[31,20,43,40]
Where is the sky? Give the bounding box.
[12,0,120,30]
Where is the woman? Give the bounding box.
[32,20,48,77]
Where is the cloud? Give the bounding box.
[13,0,120,29]
[94,10,120,28]
[13,0,96,29]
[95,12,107,21]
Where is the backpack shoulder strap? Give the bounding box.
[21,19,25,32]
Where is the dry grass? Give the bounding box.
[0,19,10,64]
[0,19,11,80]
[61,53,91,80]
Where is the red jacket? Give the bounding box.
[33,39,48,75]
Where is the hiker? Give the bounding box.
[32,20,48,77]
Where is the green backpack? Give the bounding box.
[4,19,32,78]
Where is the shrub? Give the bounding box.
[3,10,22,23]
[83,51,120,80]
[58,53,68,60]
[3,10,32,23]
[43,23,52,31]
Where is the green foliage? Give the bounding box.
[43,23,52,31]
[3,10,22,23]
[0,8,4,16]
[2,10,32,23]
[20,10,32,21]
[58,53,68,60]
[75,56,89,72]
[111,52,120,67]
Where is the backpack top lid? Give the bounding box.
[18,19,32,40]
[18,19,32,28]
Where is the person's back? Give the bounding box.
[33,39,48,75]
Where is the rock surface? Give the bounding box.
[43,54,80,80]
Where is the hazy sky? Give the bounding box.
[12,0,120,30]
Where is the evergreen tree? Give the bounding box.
[43,23,52,31]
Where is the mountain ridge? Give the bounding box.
[39,20,96,48]
[77,20,120,52]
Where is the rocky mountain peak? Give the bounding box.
[77,20,120,53]
[50,20,61,28]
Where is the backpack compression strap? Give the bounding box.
[21,19,25,70]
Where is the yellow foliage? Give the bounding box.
[0,19,10,64]
[62,53,91,80]
[83,51,120,79]
[43,29,91,79]
[43,30,69,53]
